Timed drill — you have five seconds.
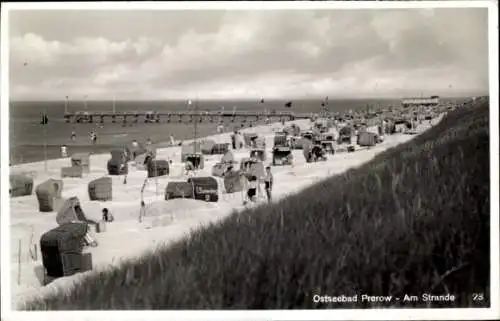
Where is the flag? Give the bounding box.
[41,113,48,125]
[285,101,292,108]
[321,96,329,107]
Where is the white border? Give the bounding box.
[1,0,12,316]
[1,1,498,321]
[488,1,500,319]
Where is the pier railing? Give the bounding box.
[63,110,314,124]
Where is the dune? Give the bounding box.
[8,115,443,308]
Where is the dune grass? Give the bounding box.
[23,100,491,310]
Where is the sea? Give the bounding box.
[8,98,459,165]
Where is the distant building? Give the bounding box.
[401,96,440,108]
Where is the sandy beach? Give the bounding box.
[9,116,442,309]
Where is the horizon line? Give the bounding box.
[8,94,486,103]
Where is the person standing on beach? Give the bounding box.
[144,152,153,166]
[61,145,68,158]
[131,139,139,159]
[285,133,292,147]
[264,166,273,203]
[138,179,147,222]
[71,130,77,141]
[138,201,146,223]
[231,131,237,149]
[247,175,258,203]
[89,130,97,144]
[240,172,249,205]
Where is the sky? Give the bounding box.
[8,8,489,101]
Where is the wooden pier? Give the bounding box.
[63,110,315,124]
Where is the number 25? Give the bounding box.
[472,293,484,301]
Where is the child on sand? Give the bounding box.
[102,208,114,222]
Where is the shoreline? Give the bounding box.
[9,119,282,167]
[9,119,287,171]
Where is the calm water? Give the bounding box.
[9,98,462,165]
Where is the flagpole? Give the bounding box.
[218,106,224,126]
[194,96,198,155]
[43,108,48,173]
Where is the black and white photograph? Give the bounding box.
[1,1,498,320]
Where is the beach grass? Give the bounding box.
[22,100,490,310]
